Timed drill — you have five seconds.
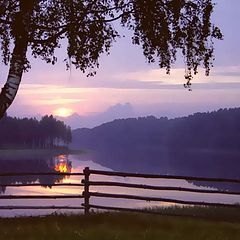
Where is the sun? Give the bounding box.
[53,107,73,117]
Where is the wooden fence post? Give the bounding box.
[83,167,90,215]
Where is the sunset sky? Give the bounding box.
[0,0,240,120]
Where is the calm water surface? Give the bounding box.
[0,153,239,217]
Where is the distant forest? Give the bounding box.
[0,115,71,149]
[71,108,240,182]
[72,108,240,152]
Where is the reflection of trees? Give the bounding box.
[91,148,240,192]
[0,155,72,194]
[190,181,240,192]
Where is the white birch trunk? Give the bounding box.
[0,1,35,118]
[0,64,24,117]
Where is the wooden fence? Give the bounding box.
[0,167,240,215]
[0,172,85,211]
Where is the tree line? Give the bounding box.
[0,115,71,149]
[72,107,240,152]
[71,108,240,181]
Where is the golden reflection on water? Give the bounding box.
[54,155,72,173]
[1,155,240,217]
[6,154,81,196]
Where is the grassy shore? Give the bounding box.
[0,209,240,240]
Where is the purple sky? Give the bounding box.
[0,0,240,120]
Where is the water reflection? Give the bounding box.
[89,148,240,191]
[54,155,72,173]
[0,155,72,194]
[0,151,239,217]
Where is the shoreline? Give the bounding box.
[0,148,85,158]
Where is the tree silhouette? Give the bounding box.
[0,114,71,149]
[0,0,222,118]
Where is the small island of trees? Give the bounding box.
[0,115,71,149]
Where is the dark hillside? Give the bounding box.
[71,108,240,185]
[72,108,240,152]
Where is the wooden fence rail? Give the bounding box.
[88,191,239,208]
[83,180,240,195]
[0,172,84,177]
[82,167,240,214]
[0,171,84,211]
[0,183,84,187]
[0,206,84,210]
[0,195,83,199]
[88,169,240,183]
[0,167,240,215]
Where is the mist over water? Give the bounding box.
[0,150,239,217]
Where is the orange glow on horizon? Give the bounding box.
[53,107,73,117]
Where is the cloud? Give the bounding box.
[211,65,240,77]
[32,98,84,105]
[114,65,240,87]
[19,84,96,95]
[59,103,135,129]
[214,72,240,77]
[192,82,240,89]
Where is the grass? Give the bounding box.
[0,208,240,240]
[149,205,240,222]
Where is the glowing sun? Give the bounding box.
[53,107,73,117]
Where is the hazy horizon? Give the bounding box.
[1,0,240,120]
[8,103,238,130]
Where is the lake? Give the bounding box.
[0,151,240,217]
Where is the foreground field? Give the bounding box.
[0,210,240,240]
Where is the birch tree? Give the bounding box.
[0,0,222,118]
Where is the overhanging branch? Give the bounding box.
[85,1,134,14]
[101,10,133,23]
[0,18,12,24]
[32,23,67,31]
[29,10,133,44]
[29,28,67,44]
